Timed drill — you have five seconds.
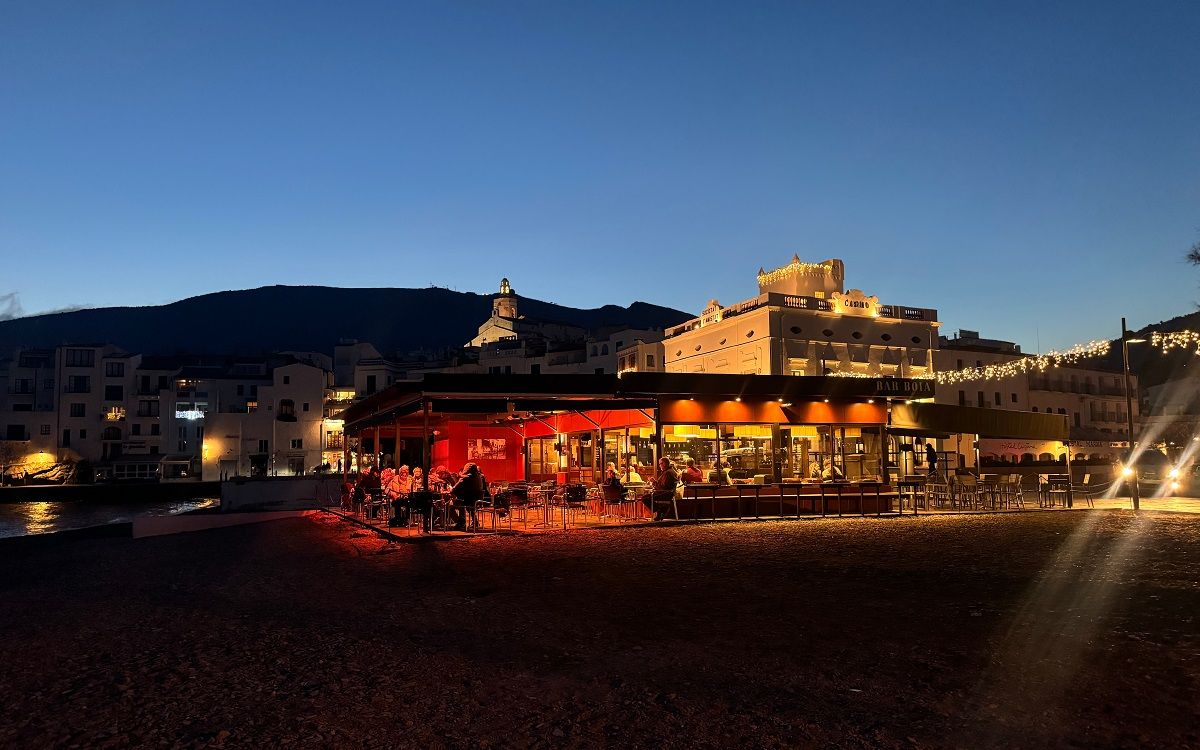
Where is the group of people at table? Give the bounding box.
[344,449,871,531]
[344,462,488,531]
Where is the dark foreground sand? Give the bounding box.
[0,511,1197,749]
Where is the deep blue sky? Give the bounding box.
[2,1,1198,349]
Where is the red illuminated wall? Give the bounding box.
[432,421,526,482]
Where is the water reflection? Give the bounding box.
[0,498,219,538]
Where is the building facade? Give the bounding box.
[661,257,939,377]
[933,330,1137,463]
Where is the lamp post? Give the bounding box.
[1121,318,1146,511]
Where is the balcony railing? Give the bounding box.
[665,293,939,337]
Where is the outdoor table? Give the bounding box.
[896,478,924,514]
[734,482,769,518]
[819,481,851,516]
[683,483,720,520]
[1045,475,1073,508]
[977,475,1004,509]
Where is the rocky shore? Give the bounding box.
[0,511,1196,748]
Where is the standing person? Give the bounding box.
[925,442,939,478]
[451,463,485,531]
[646,457,680,521]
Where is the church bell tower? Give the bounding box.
[493,277,519,319]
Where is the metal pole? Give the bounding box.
[422,399,431,491]
[1121,317,1140,511]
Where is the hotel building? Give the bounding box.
[661,257,939,378]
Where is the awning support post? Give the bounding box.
[422,398,431,492]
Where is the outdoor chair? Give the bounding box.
[598,483,627,521]
[951,475,979,509]
[1071,473,1098,508]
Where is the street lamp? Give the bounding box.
[1121,317,1146,511]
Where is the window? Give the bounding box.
[1011,393,1018,403]
[4,424,25,440]
[237,385,245,396]
[104,385,123,401]
[530,363,541,375]
[1032,407,1039,412]
[958,390,966,406]
[137,400,160,417]
[105,362,125,377]
[79,429,87,439]
[178,426,187,439]
[283,375,290,385]
[64,349,94,367]
[257,439,269,453]
[366,375,377,394]
[600,344,609,355]
[150,424,160,436]
[290,438,304,450]
[1058,408,1066,415]
[178,441,186,452]
[132,423,141,436]
[976,391,985,408]
[69,403,86,418]
[278,399,296,420]
[62,429,71,447]
[66,375,91,393]
[11,378,31,394]
[12,404,31,412]
[302,402,310,412]
[43,378,54,390]
[994,392,1001,406]
[1074,413,1081,427]
[956,359,964,370]
[40,424,50,435]
[646,354,655,368]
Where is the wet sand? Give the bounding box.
[0,511,1196,748]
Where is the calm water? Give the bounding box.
[0,498,219,538]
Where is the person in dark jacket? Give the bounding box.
[646,457,680,521]
[450,462,486,531]
[924,442,939,477]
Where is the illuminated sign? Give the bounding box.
[830,289,879,317]
[873,379,935,399]
[175,409,206,421]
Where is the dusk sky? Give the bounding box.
[2,1,1198,350]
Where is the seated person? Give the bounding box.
[626,463,644,484]
[707,461,732,485]
[821,462,845,481]
[603,462,627,499]
[681,458,704,485]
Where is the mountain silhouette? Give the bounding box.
[0,286,694,357]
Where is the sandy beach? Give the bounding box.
[0,510,1196,749]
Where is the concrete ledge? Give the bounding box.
[133,510,313,538]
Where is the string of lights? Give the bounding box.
[1150,330,1200,354]
[824,329,1200,386]
[933,340,1111,385]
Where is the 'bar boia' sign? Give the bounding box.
[873,378,935,399]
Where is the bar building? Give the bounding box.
[660,257,939,377]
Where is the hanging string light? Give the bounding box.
[820,329,1200,386]
[1150,330,1200,354]
[934,340,1111,385]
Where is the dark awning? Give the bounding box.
[889,402,1068,441]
